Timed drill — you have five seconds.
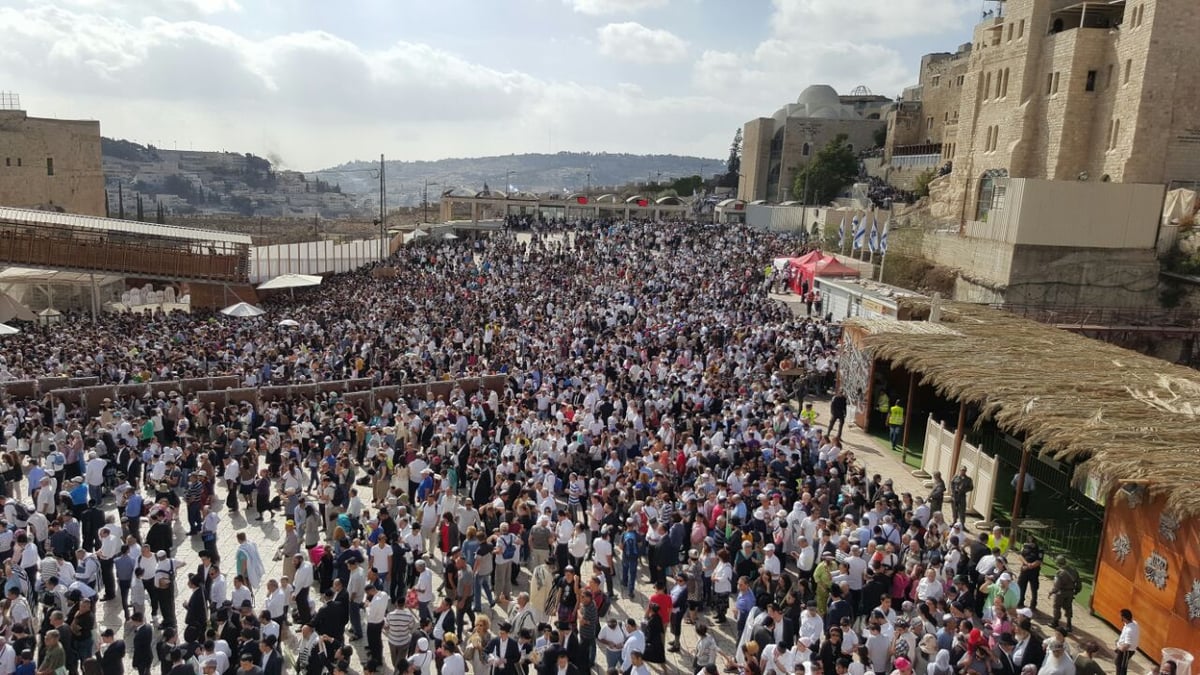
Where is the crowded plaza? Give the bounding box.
[0,220,1135,675]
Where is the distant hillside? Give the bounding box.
[311,152,725,207]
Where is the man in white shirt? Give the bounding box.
[1114,608,1139,675]
[84,451,107,502]
[413,559,435,620]
[96,527,122,601]
[620,618,645,673]
[291,555,314,624]
[364,584,390,663]
[264,579,287,636]
[208,568,228,611]
[762,544,782,577]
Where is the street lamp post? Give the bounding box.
[422,179,440,225]
[378,153,386,259]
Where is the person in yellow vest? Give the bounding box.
[800,401,819,426]
[986,525,1011,556]
[888,399,905,451]
[874,390,890,432]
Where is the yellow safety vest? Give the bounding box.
[987,533,1011,555]
[876,393,890,413]
[888,405,905,426]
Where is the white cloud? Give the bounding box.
[0,4,727,168]
[39,0,241,15]
[689,0,973,108]
[597,22,687,64]
[769,0,973,40]
[565,0,669,15]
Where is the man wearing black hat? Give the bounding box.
[94,627,125,672]
[486,622,521,675]
[131,612,154,675]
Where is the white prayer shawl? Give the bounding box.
[238,541,266,590]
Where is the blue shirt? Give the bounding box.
[126,494,144,519]
[70,484,89,506]
[735,589,756,614]
[27,467,45,497]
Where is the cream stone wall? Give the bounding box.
[0,110,104,216]
[928,0,1199,225]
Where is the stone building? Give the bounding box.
[884,45,972,186]
[739,85,889,203]
[0,100,105,216]
[926,0,1200,220]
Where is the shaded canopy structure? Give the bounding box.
[853,300,1200,518]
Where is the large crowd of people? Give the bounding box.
[0,221,1140,675]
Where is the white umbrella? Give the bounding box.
[0,323,19,336]
[278,319,300,327]
[443,232,459,240]
[220,302,265,318]
[256,273,323,291]
[412,229,429,238]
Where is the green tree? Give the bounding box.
[791,134,858,205]
[670,175,703,196]
[720,128,742,187]
[913,168,936,198]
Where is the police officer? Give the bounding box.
[950,467,974,527]
[1048,555,1080,631]
[1017,538,1043,610]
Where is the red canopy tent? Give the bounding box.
[788,254,860,292]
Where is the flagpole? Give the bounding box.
[878,248,887,282]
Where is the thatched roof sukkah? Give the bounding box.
[849,300,1200,519]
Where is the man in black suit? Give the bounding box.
[550,650,581,675]
[486,621,521,675]
[1012,619,1044,672]
[98,628,126,673]
[184,574,209,643]
[131,612,154,675]
[556,621,586,674]
[258,636,283,675]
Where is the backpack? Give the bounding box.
[622,532,639,558]
[501,534,517,560]
[332,484,348,508]
[594,590,611,618]
[11,502,29,523]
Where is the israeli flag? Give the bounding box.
[852,215,865,250]
[838,214,846,248]
[879,218,890,254]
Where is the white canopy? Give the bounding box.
[0,323,19,336]
[443,232,459,240]
[220,302,265,318]
[278,319,300,327]
[256,273,323,290]
[0,293,35,323]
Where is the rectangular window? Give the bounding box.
[46,158,54,176]
[1018,19,1025,38]
[1046,73,1054,95]
[1007,24,1013,41]
[15,158,20,167]
[1107,64,1114,89]
[1086,70,1097,91]
[931,75,940,87]
[3,158,8,167]
[1052,72,1061,94]
[927,117,934,131]
[1124,59,1132,83]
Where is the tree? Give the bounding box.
[913,168,937,198]
[135,194,144,222]
[155,201,166,224]
[721,128,742,187]
[117,183,125,220]
[670,175,704,196]
[791,134,858,205]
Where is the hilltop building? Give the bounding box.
[882,0,1200,308]
[738,85,890,203]
[0,95,105,216]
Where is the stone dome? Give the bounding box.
[796,84,841,109]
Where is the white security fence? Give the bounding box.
[249,236,391,283]
[921,415,997,522]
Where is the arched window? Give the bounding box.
[802,142,811,156]
[975,169,1009,221]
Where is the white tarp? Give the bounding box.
[1162,188,1197,226]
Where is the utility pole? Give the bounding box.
[586,172,591,196]
[378,153,386,259]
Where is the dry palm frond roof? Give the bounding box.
[848,300,1200,518]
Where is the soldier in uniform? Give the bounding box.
[950,467,974,527]
[1048,555,1080,631]
[1017,538,1043,610]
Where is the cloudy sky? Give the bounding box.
[0,0,978,170]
